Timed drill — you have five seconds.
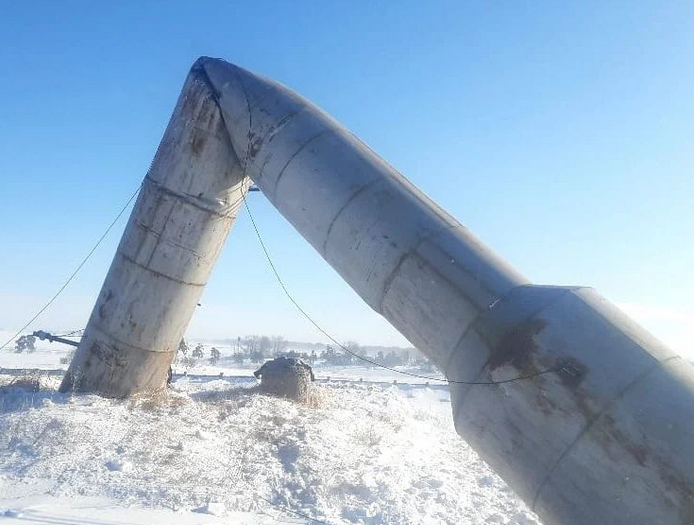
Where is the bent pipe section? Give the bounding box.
[66,58,694,524]
[200,58,694,524]
[60,64,251,396]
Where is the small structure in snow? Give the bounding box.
[254,357,314,401]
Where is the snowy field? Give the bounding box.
[0,332,446,385]
[0,336,539,524]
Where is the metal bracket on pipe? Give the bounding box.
[33,330,79,348]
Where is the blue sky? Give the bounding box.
[0,1,692,354]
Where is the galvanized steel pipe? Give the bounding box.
[60,63,250,396]
[65,57,694,524]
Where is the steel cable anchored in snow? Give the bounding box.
[54,329,84,338]
[230,73,564,388]
[240,190,565,386]
[0,188,140,352]
[253,493,335,525]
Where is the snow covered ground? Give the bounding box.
[0,333,73,371]
[0,336,539,524]
[0,331,445,384]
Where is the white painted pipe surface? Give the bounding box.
[66,57,694,524]
[200,58,694,524]
[60,64,250,397]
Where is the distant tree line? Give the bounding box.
[175,339,222,370]
[8,331,434,374]
[172,334,434,372]
[173,335,288,370]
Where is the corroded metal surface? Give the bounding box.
[66,57,694,524]
[199,58,694,524]
[60,64,250,397]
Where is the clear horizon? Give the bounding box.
[1,1,692,359]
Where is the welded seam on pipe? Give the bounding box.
[117,251,207,287]
[443,286,585,374]
[144,199,177,267]
[200,59,515,319]
[133,193,245,262]
[260,109,302,145]
[271,129,333,193]
[531,353,682,510]
[442,323,482,375]
[529,289,683,506]
[450,287,577,407]
[134,220,207,259]
[377,222,461,314]
[321,179,384,256]
[380,223,516,317]
[84,324,180,355]
[193,63,256,231]
[202,60,563,388]
[143,176,239,218]
[250,110,308,185]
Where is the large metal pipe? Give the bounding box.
[65,57,694,524]
[199,58,694,524]
[60,63,250,396]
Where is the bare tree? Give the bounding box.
[270,335,287,356]
[343,340,364,357]
[241,335,260,354]
[258,335,271,355]
[250,349,265,363]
